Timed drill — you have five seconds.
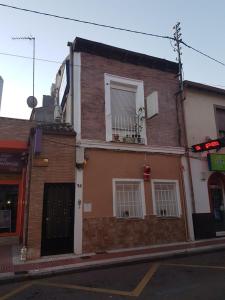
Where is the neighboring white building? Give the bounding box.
[0,76,3,110]
[184,81,225,238]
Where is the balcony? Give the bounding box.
[112,115,145,144]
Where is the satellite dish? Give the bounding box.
[27,96,37,108]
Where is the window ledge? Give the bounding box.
[111,140,145,145]
[155,216,181,220]
[115,217,145,221]
[111,137,145,145]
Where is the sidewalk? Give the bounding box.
[1,237,225,283]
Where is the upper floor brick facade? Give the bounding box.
[55,38,184,148]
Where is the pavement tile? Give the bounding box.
[0,246,13,273]
[1,238,225,278]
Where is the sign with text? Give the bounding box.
[0,153,24,172]
[191,139,224,153]
[208,154,225,171]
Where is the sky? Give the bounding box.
[0,0,225,119]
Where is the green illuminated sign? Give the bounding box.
[208,154,225,171]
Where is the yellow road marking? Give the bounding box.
[0,282,33,300]
[36,264,159,297]
[164,263,225,271]
[0,264,160,299]
[35,281,132,297]
[131,263,159,297]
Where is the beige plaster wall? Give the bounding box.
[83,149,184,218]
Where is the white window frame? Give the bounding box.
[151,179,182,218]
[112,178,146,219]
[104,74,147,144]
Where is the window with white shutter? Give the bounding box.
[105,74,146,144]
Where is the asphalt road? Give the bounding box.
[1,250,225,299]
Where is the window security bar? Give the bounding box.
[115,182,143,218]
[112,115,144,144]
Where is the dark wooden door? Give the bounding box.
[211,188,225,232]
[41,183,75,256]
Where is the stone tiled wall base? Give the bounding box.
[83,216,186,253]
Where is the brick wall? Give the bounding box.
[27,132,76,259]
[80,53,184,147]
[0,117,33,141]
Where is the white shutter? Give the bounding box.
[105,77,112,141]
[110,87,136,129]
[146,91,159,119]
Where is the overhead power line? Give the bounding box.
[0,3,225,68]
[0,51,61,65]
[0,3,173,40]
[0,51,179,84]
[181,40,225,67]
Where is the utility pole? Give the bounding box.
[173,22,196,241]
[173,22,183,93]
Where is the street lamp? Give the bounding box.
[12,36,35,99]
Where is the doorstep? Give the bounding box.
[13,251,96,265]
[216,231,225,237]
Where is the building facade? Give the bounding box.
[0,117,32,246]
[0,116,77,260]
[184,81,225,239]
[26,123,76,259]
[51,37,194,256]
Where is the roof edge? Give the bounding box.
[184,80,225,96]
[73,37,179,74]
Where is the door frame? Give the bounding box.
[41,182,75,256]
[0,179,23,237]
[208,172,225,232]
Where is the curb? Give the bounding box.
[0,242,225,285]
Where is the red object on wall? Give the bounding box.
[144,165,151,181]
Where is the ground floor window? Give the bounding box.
[113,179,145,218]
[0,185,19,233]
[152,180,181,217]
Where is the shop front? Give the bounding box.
[0,141,27,243]
[191,153,225,239]
[208,154,225,235]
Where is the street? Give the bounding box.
[1,250,225,299]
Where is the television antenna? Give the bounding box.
[12,35,36,99]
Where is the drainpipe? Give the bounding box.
[67,42,74,127]
[181,90,196,214]
[21,128,34,261]
[178,87,196,241]
[67,41,82,254]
